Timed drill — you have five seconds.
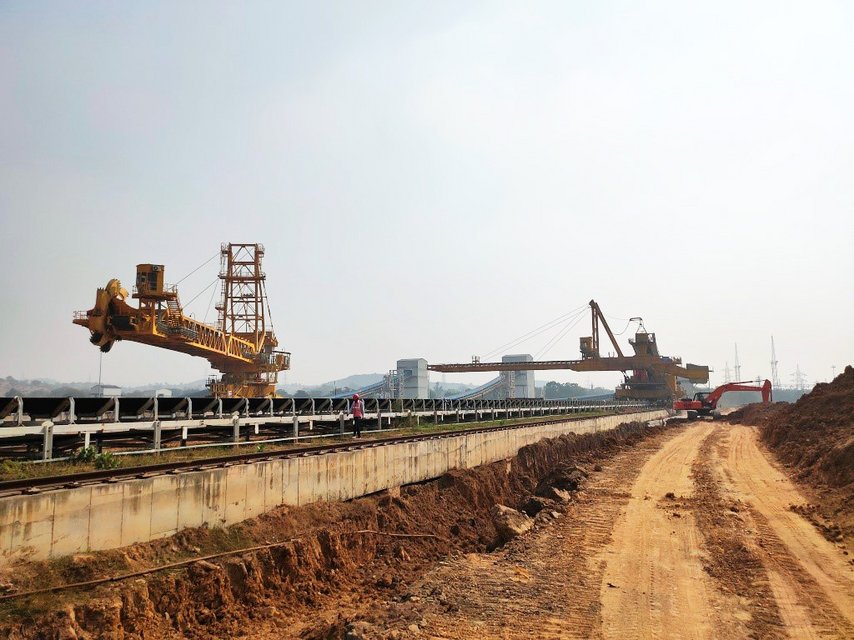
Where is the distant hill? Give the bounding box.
[279,375,481,398]
[0,376,208,398]
[120,380,209,397]
[278,373,385,396]
[539,381,613,399]
[5,373,466,398]
[431,382,476,392]
[5,374,632,400]
[0,377,90,397]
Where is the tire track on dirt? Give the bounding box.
[714,425,854,637]
[690,429,786,639]
[360,427,684,639]
[599,423,748,640]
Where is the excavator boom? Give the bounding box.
[704,379,772,406]
[674,379,772,415]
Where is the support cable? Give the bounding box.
[611,319,635,336]
[604,312,629,322]
[487,308,586,360]
[202,279,220,325]
[534,313,587,360]
[174,253,219,286]
[182,278,220,310]
[482,305,587,360]
[264,291,276,335]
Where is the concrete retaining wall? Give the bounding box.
[0,410,666,565]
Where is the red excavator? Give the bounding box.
[673,379,772,418]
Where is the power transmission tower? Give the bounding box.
[770,336,781,389]
[791,364,807,391]
[734,344,742,381]
[723,361,731,383]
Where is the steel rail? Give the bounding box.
[0,411,636,496]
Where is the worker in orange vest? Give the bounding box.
[351,393,364,438]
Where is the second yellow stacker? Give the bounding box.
[73,243,289,398]
[429,300,710,402]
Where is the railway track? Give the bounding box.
[0,413,631,497]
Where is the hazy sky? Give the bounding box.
[1,1,852,391]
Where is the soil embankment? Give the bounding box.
[734,365,854,548]
[761,365,854,488]
[0,421,664,640]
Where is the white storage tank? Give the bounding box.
[396,358,429,398]
[502,354,536,398]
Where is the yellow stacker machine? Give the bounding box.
[73,243,289,398]
[429,300,709,402]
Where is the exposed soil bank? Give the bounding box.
[761,365,854,489]
[1,421,666,640]
[730,365,854,549]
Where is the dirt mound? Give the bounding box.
[0,421,666,640]
[760,365,854,488]
[726,402,787,426]
[747,365,854,550]
[535,462,588,494]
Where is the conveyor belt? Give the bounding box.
[0,412,636,496]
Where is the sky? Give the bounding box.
[1,1,852,391]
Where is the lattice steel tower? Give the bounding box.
[209,243,290,397]
[218,243,268,344]
[770,336,781,389]
[734,344,742,382]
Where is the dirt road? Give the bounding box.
[365,423,854,639]
[718,426,854,636]
[598,423,744,639]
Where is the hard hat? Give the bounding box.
[352,393,360,399]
